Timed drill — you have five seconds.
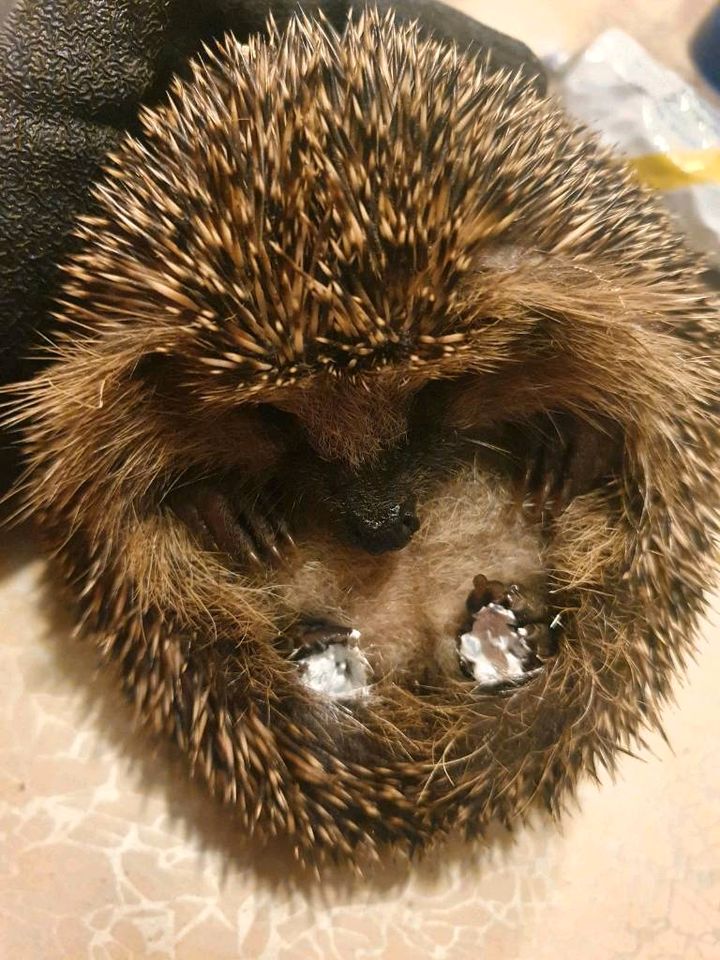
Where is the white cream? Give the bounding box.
[296,632,371,699]
[458,603,533,686]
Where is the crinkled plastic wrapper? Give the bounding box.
[557,29,720,266]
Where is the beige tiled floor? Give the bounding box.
[1,2,719,958]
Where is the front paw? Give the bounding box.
[458,575,559,688]
[282,619,371,699]
[523,413,622,518]
[167,477,293,567]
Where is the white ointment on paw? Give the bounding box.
[459,603,533,686]
[297,631,371,699]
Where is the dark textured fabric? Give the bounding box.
[0,0,546,388]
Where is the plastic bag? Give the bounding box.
[556,29,720,265]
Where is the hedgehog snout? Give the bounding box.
[344,494,420,554]
[323,447,422,554]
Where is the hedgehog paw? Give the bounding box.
[523,414,622,518]
[458,575,558,688]
[168,479,293,567]
[285,620,371,699]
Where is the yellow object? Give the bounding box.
[630,148,720,191]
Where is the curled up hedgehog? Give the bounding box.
[7,10,720,868]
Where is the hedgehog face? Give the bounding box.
[12,11,720,868]
[136,355,522,558]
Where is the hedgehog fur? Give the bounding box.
[7,10,720,869]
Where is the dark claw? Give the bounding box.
[169,491,215,552]
[524,446,564,519]
[239,498,281,563]
[521,622,557,660]
[523,428,559,517]
[256,490,295,549]
[523,414,622,518]
[168,479,290,569]
[505,582,547,624]
[193,486,262,564]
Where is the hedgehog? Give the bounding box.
[6,9,720,869]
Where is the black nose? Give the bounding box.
[346,498,420,554]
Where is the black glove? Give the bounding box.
[0,0,545,390]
